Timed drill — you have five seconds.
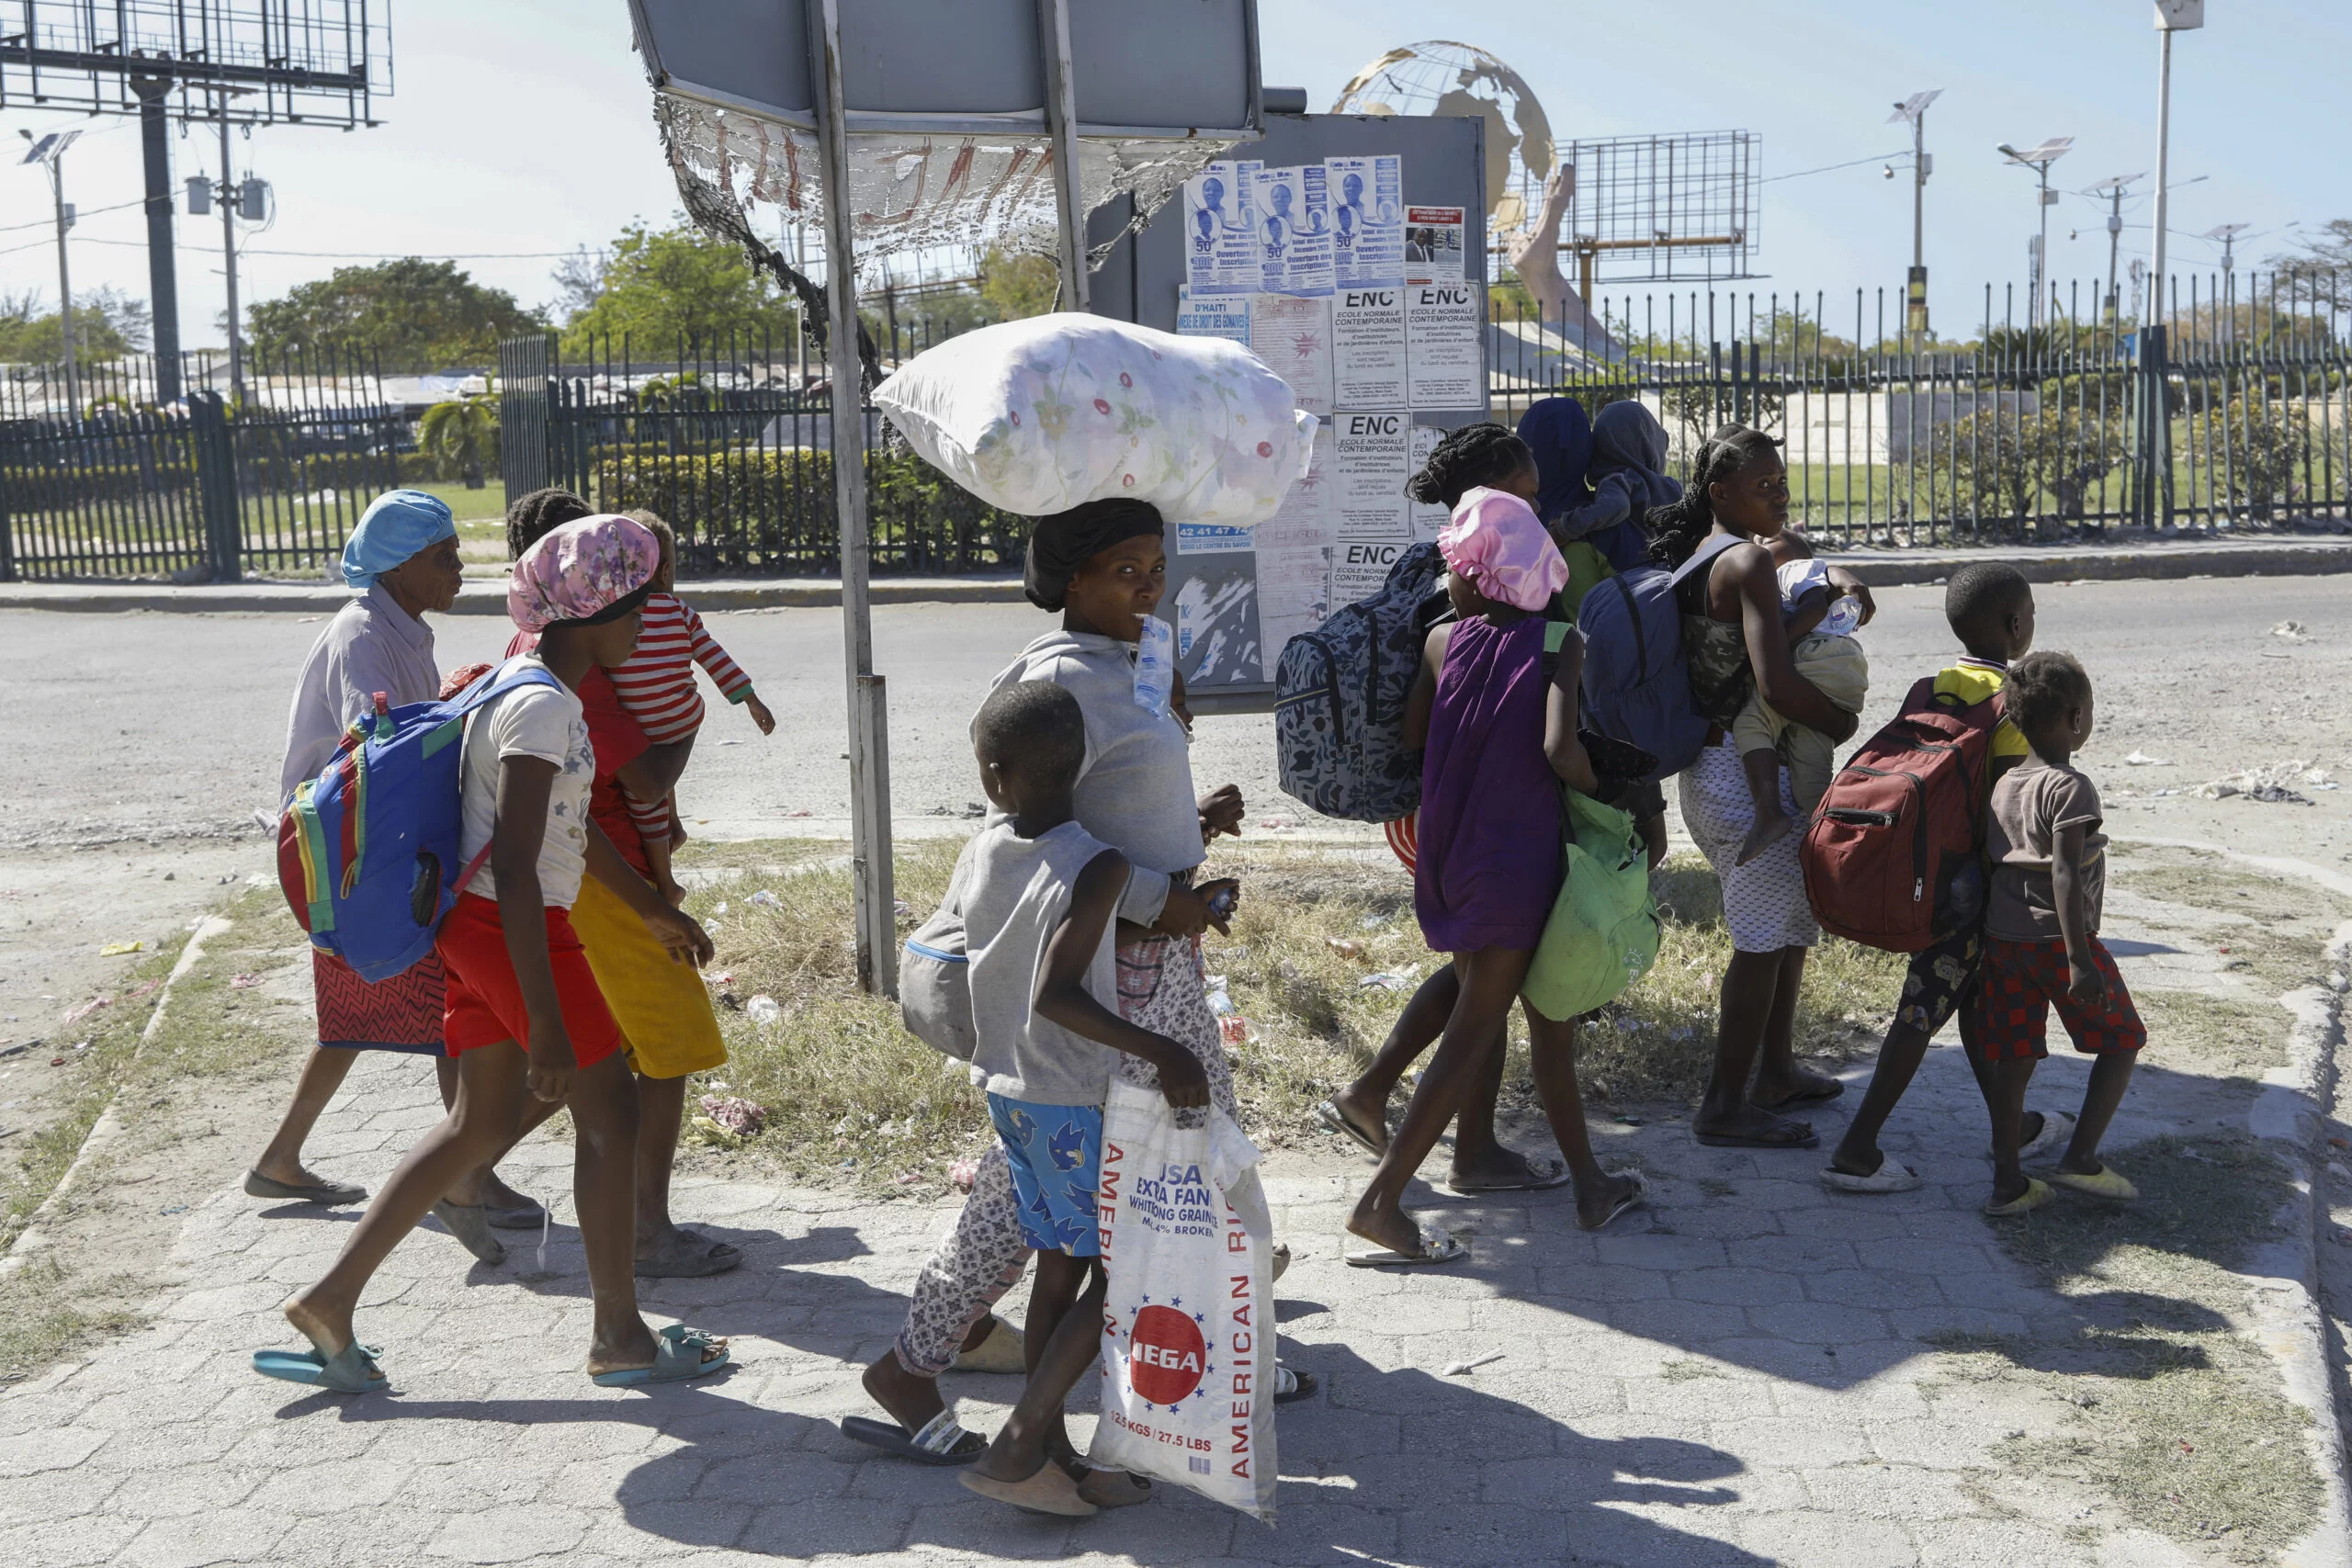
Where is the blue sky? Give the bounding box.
[3,0,2342,351]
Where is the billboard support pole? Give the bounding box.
[808,0,897,997]
[1037,0,1090,310]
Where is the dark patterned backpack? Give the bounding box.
[1273,543,1447,821]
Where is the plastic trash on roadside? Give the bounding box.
[745,995,784,1027]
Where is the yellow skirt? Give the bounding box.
[569,874,729,1079]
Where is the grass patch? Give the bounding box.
[0,1257,145,1386]
[2135,989,2287,1083]
[1657,1358,1727,1382]
[687,840,1911,1186]
[0,941,184,1253]
[1943,1134,2322,1560]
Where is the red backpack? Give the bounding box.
[1802,675,2005,953]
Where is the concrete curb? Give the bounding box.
[2116,834,2352,1561]
[2,536,2346,614]
[0,914,234,1283]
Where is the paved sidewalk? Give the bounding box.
[1,533,2346,616]
[0,894,2337,1567]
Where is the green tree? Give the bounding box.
[0,286,148,363]
[245,259,542,371]
[559,220,800,355]
[418,394,502,489]
[977,246,1060,321]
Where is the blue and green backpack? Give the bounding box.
[277,659,559,981]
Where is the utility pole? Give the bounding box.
[2086,174,2146,323]
[17,130,84,420]
[1889,90,1941,350]
[2143,0,2204,530]
[219,111,243,404]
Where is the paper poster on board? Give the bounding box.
[1408,423,1448,541]
[1247,292,1333,416]
[1330,538,1410,604]
[1182,159,1262,297]
[1330,287,1408,409]
[1174,520,1257,556]
[1252,423,1334,664]
[1407,282,1483,409]
[1328,153,1404,288]
[1176,285,1250,345]
[1251,164,1336,297]
[1173,568,1260,686]
[1403,205,1466,285]
[1332,411,1413,546]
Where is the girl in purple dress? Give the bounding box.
[1344,481,1645,1266]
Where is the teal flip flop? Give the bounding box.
[251,1341,387,1393]
[592,1324,730,1387]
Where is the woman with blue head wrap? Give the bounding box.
[253,487,539,1249]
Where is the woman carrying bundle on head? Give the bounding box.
[1342,455,1646,1268]
[1650,425,1878,1150]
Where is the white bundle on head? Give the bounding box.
[874,314,1316,526]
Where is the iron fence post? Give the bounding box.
[2133,323,2170,530]
[190,389,242,582]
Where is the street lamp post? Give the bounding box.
[2143,0,2204,530]
[1889,90,1942,349]
[17,130,85,420]
[2086,174,2147,324]
[1998,138,2074,332]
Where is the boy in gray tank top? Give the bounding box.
[956,681,1210,1518]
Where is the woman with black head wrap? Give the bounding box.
[853,499,1303,1489]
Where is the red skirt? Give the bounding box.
[312,948,447,1055]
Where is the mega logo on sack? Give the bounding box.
[1091,1082,1278,1521]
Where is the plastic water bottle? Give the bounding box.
[1819,595,1863,638]
[1133,615,1175,717]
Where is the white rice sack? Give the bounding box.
[873,312,1313,526]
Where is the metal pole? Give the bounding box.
[808,0,898,998]
[2152,29,2174,326]
[48,150,79,419]
[134,76,182,405]
[2143,24,2177,529]
[220,113,243,404]
[2033,162,2050,332]
[1036,0,1089,310]
[1906,108,1928,348]
[2106,186,2124,322]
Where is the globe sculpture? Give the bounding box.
[1329,40,1555,245]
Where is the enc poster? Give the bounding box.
[1251,164,1335,298]
[1331,410,1414,549]
[1330,287,1408,409]
[1404,205,1466,285]
[1327,153,1404,289]
[1406,282,1483,410]
[1182,158,1262,297]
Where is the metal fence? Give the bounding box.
[1492,270,2352,546]
[500,322,1028,576]
[0,347,405,580]
[10,272,2348,581]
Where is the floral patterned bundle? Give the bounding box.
[874,312,1313,525]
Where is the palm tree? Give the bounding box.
[419,394,501,489]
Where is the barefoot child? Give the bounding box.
[1975,651,2144,1215]
[251,514,727,1393]
[1826,564,2038,1192]
[1733,530,1871,866]
[1343,485,1644,1269]
[956,679,1211,1517]
[606,512,776,905]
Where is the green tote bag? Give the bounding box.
[1523,786,1661,1023]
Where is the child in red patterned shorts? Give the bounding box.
[1973,650,2144,1217]
[608,513,775,905]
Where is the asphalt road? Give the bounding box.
[5,574,2346,850]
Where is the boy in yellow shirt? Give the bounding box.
[1823,564,2038,1192]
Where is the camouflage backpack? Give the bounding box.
[1273,543,1447,822]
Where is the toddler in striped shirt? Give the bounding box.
[611,513,775,903]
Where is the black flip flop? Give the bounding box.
[841,1415,987,1466]
[1448,1156,1574,1194]
[1315,1099,1385,1158]
[634,1231,743,1278]
[1753,1082,1846,1113]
